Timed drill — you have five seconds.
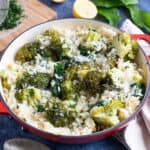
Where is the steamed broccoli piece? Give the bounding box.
[15,88,41,106]
[65,63,95,81]
[60,80,76,100]
[83,71,106,94]
[95,115,120,128]
[46,97,77,127]
[79,28,103,56]
[16,72,50,89]
[44,29,62,53]
[91,100,124,128]
[65,63,111,95]
[1,77,11,90]
[132,71,143,84]
[15,42,39,63]
[0,71,11,90]
[37,47,54,58]
[113,32,138,60]
[44,29,73,60]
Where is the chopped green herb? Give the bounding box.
[131,83,145,100]
[0,0,24,30]
[36,104,45,112]
[16,105,19,109]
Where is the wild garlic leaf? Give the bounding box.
[127,5,150,33]
[140,10,150,28]
[120,0,138,5]
[98,8,121,26]
[92,0,123,8]
[127,5,143,27]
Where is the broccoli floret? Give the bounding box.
[79,28,106,56]
[15,88,41,106]
[1,77,11,90]
[64,64,78,80]
[60,80,76,100]
[44,29,62,53]
[37,47,54,59]
[65,63,95,81]
[15,42,40,63]
[16,72,50,89]
[15,40,57,62]
[113,32,138,60]
[32,72,50,89]
[83,71,106,94]
[46,97,77,127]
[132,71,143,84]
[95,115,120,128]
[65,63,111,95]
[91,100,124,128]
[0,71,11,90]
[44,29,73,60]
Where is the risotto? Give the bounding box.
[0,26,145,135]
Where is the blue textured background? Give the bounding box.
[1,0,150,149]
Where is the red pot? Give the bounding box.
[0,19,150,143]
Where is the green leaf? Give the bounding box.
[92,0,138,8]
[120,0,138,5]
[127,5,150,33]
[127,5,143,27]
[140,10,150,28]
[98,8,121,26]
[92,0,123,8]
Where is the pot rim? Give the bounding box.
[0,18,150,140]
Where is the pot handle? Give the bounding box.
[0,100,9,115]
[130,34,150,44]
[130,34,150,61]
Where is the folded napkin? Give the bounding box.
[117,19,150,150]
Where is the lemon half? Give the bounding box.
[73,0,97,19]
[52,0,65,3]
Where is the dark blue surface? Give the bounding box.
[1,0,150,149]
[40,0,150,31]
[0,115,126,150]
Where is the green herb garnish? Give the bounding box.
[36,104,45,112]
[0,0,24,30]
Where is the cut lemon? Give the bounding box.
[52,0,65,3]
[73,0,97,19]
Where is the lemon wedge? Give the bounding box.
[73,0,97,19]
[52,0,65,3]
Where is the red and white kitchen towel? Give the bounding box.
[115,19,150,150]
